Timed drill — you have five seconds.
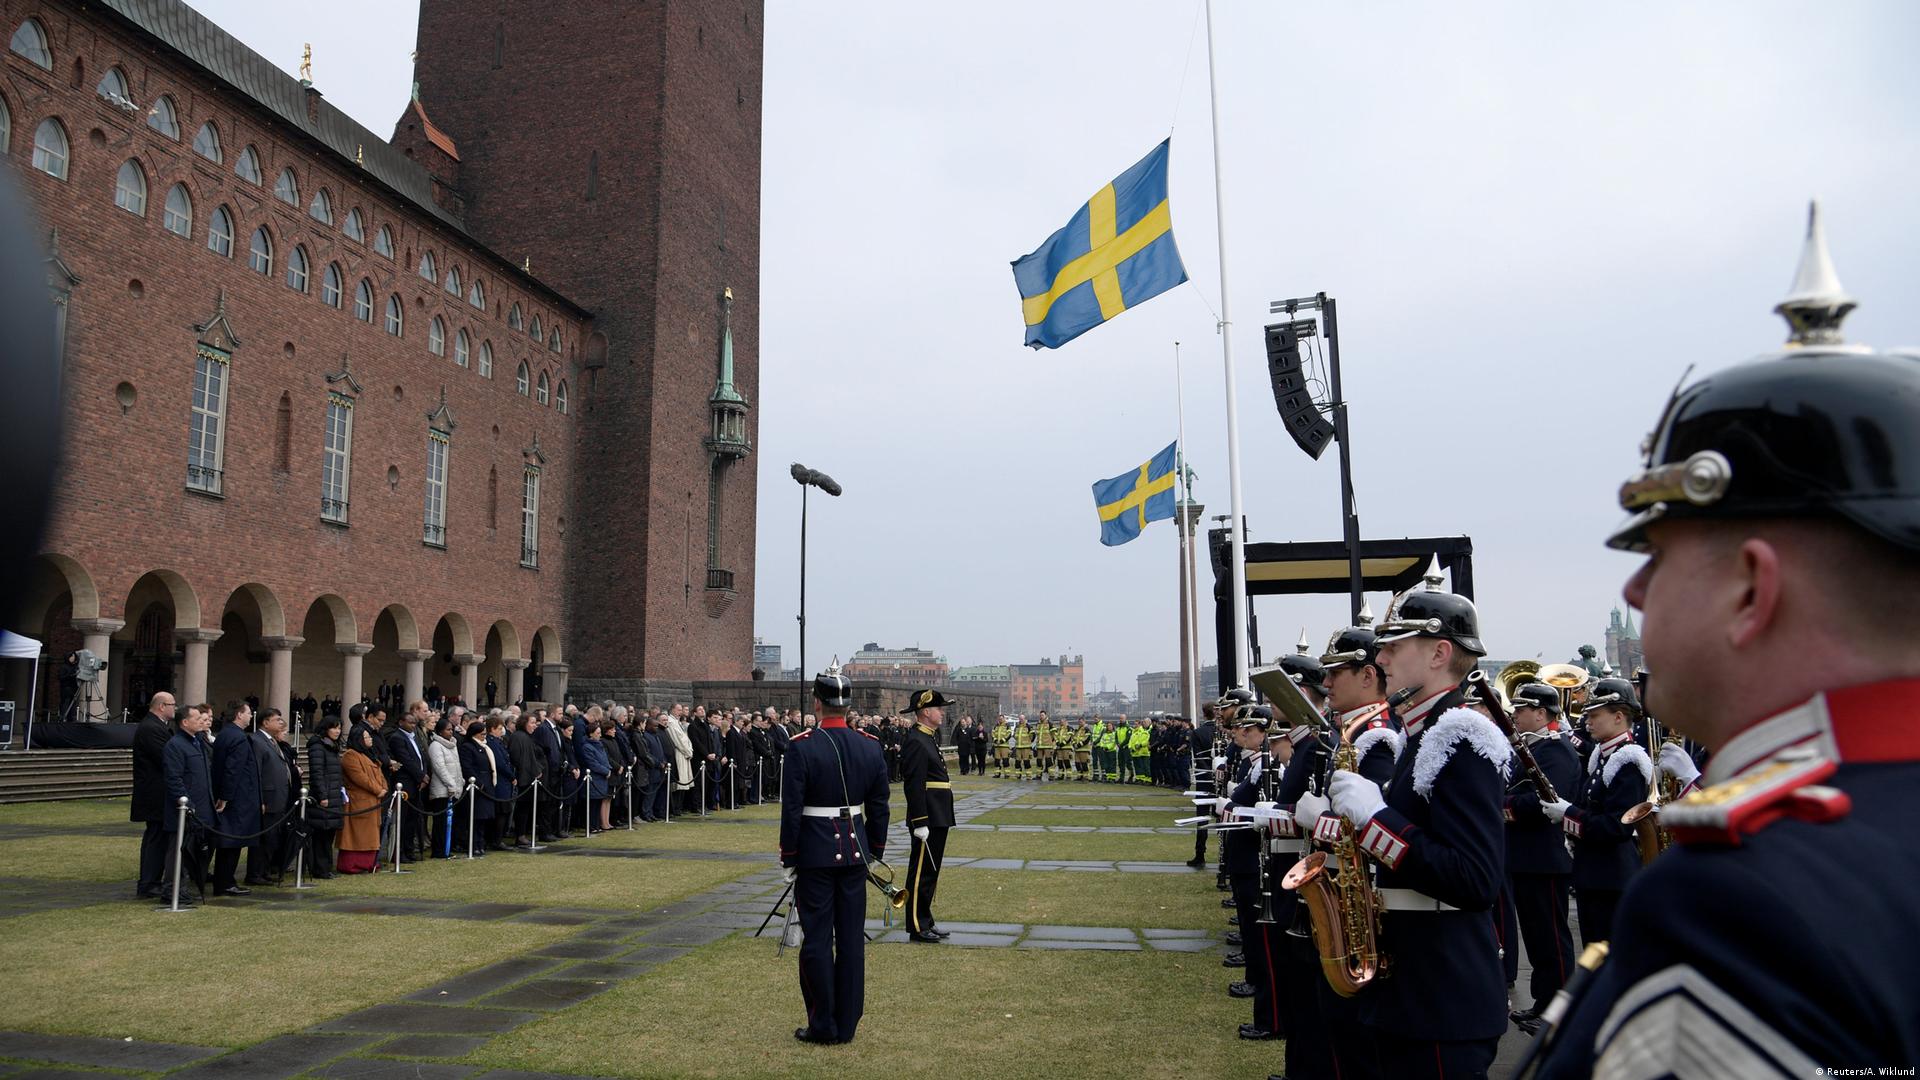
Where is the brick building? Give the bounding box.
[947,664,1010,712]
[1,0,762,724]
[1008,654,1084,715]
[842,643,947,685]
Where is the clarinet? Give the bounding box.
[1255,748,1281,924]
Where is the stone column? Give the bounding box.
[543,663,569,706]
[454,653,483,709]
[69,617,124,722]
[338,643,373,708]
[502,658,530,706]
[260,636,303,720]
[399,649,433,709]
[175,628,222,708]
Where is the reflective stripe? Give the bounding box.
[1377,887,1457,912]
[801,806,863,818]
[925,781,953,790]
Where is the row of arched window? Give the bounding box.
[7,15,575,415]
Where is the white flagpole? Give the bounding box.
[1174,342,1199,721]
[1203,0,1250,688]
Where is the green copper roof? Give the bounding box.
[711,287,746,406]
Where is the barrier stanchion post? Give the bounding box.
[390,788,409,874]
[160,796,191,914]
[626,768,635,831]
[583,772,593,839]
[292,789,313,890]
[728,763,737,811]
[465,778,477,861]
[528,780,543,852]
[700,762,708,818]
[664,766,672,823]
[757,758,764,805]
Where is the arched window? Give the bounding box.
[191,121,221,162]
[548,328,562,353]
[31,118,68,179]
[536,370,550,405]
[308,188,332,225]
[454,328,470,367]
[555,380,569,415]
[248,227,272,275]
[147,95,179,139]
[273,167,298,205]
[207,205,233,256]
[515,361,529,396]
[285,244,309,292]
[235,145,261,184]
[418,250,436,281]
[478,340,493,378]
[163,183,192,237]
[468,280,484,309]
[321,263,342,308]
[0,94,10,153]
[343,208,364,242]
[507,303,523,331]
[10,18,51,69]
[428,316,446,356]
[113,159,147,216]
[529,315,543,342]
[373,225,393,257]
[385,295,404,336]
[444,266,460,297]
[96,67,129,102]
[353,279,373,322]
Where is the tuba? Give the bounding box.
[1280,701,1386,997]
[1537,664,1592,721]
[1495,660,1542,708]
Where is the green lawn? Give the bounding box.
[0,904,565,1045]
[0,834,136,881]
[970,809,1180,829]
[946,830,1197,864]
[867,868,1216,929]
[470,934,1272,1080]
[0,797,131,828]
[330,853,750,910]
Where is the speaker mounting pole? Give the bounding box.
[1268,292,1365,623]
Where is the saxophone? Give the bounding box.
[1280,702,1387,996]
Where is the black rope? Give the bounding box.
[182,798,306,842]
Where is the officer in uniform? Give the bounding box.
[1215,703,1282,1041]
[778,664,891,1045]
[899,688,957,943]
[1537,216,1920,1076]
[1323,577,1510,1077]
[1502,681,1584,1034]
[1539,677,1646,946]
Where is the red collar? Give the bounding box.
[1399,684,1459,738]
[1707,676,1920,785]
[820,716,848,729]
[1596,730,1633,756]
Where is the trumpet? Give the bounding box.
[866,858,909,910]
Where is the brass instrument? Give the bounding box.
[1495,659,1543,709]
[1280,703,1384,996]
[1537,663,1592,721]
[866,858,909,910]
[1621,712,1679,864]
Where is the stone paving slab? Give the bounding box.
[939,932,1020,947]
[1141,928,1214,939]
[405,957,566,1004]
[532,938,631,961]
[483,978,617,1011]
[1017,939,1142,951]
[555,960,651,981]
[1116,862,1200,873]
[0,1032,223,1071]
[5,1068,132,1080]
[164,1033,381,1080]
[685,910,773,930]
[1146,938,1218,953]
[315,1005,534,1036]
[307,1059,476,1080]
[617,945,692,967]
[427,902,536,921]
[630,921,735,947]
[511,911,601,926]
[963,858,1024,870]
[375,1034,489,1058]
[1024,925,1138,942]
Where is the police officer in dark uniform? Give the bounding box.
[778,664,891,1045]
[1502,681,1584,1033]
[899,688,957,943]
[1326,574,1510,1077]
[1539,678,1646,947]
[1218,703,1282,1041]
[1185,697,1229,868]
[1537,208,1920,1077]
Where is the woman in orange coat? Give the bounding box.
[337,726,389,874]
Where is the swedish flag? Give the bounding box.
[1012,140,1189,350]
[1092,442,1179,547]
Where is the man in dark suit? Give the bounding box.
[209,702,262,895]
[688,708,718,811]
[253,708,294,883]
[388,701,430,860]
[130,692,178,899]
[161,703,215,904]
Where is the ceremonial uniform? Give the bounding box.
[779,670,891,1046]
[1503,722,1583,1014]
[899,690,957,941]
[1220,716,1282,1041]
[1561,728,1647,945]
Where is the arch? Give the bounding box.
[343,207,364,241]
[299,593,357,646]
[486,618,522,661]
[192,120,220,162]
[122,568,201,630]
[37,553,100,621]
[114,158,147,216]
[431,612,474,657]
[534,624,562,665]
[10,17,51,69]
[308,187,332,225]
[31,117,68,179]
[235,144,261,184]
[224,582,286,638]
[96,66,129,101]
[147,94,179,139]
[274,166,299,205]
[375,603,419,652]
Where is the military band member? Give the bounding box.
[991,717,1011,778]
[779,664,891,1045]
[1034,712,1056,781]
[1538,677,1646,947]
[1322,582,1510,1077]
[1538,224,1920,1077]
[900,689,956,943]
[1502,682,1584,1033]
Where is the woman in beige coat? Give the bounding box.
[337,726,389,873]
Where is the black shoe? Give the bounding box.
[1185,857,1207,868]
[135,889,159,900]
[1510,1007,1541,1025]
[214,885,251,896]
[1221,897,1236,908]
[907,930,943,944]
[1223,952,1246,968]
[1228,981,1255,998]
[1238,1025,1279,1041]
[794,1026,840,1045]
[1227,915,1240,925]
[1225,932,1242,946]
[931,928,952,939]
[1514,1015,1545,1036]
[314,870,336,880]
[1216,880,1231,892]
[243,876,273,886]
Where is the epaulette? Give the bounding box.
[1661,753,1849,847]
[791,729,814,740]
[857,729,879,741]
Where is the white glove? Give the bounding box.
[1328,769,1385,827]
[1247,758,1264,785]
[1541,798,1571,824]
[782,865,797,884]
[912,826,930,841]
[1658,743,1700,788]
[1294,791,1329,834]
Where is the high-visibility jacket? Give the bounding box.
[1097,727,1119,752]
[1090,721,1108,745]
[1013,725,1033,749]
[1035,723,1055,750]
[991,725,1011,748]
[1128,725,1152,756]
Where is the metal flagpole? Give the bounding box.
[1174,341,1199,722]
[1203,0,1250,691]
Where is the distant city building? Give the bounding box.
[948,665,1012,712]
[1137,671,1181,712]
[1086,689,1133,715]
[1009,654,1084,714]
[843,643,949,684]
[752,640,782,674]
[1604,607,1644,676]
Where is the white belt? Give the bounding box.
[1269,838,1305,855]
[802,806,863,818]
[1377,887,1457,913]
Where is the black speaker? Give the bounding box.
[1265,321,1335,460]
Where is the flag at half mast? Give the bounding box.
[1092,442,1179,547]
[1012,140,1188,350]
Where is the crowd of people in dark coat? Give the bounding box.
[128,691,833,905]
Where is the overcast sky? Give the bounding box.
[204,1,1920,693]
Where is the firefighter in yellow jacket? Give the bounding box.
[1012,718,1035,780]
[1034,712,1057,781]
[990,717,1012,778]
